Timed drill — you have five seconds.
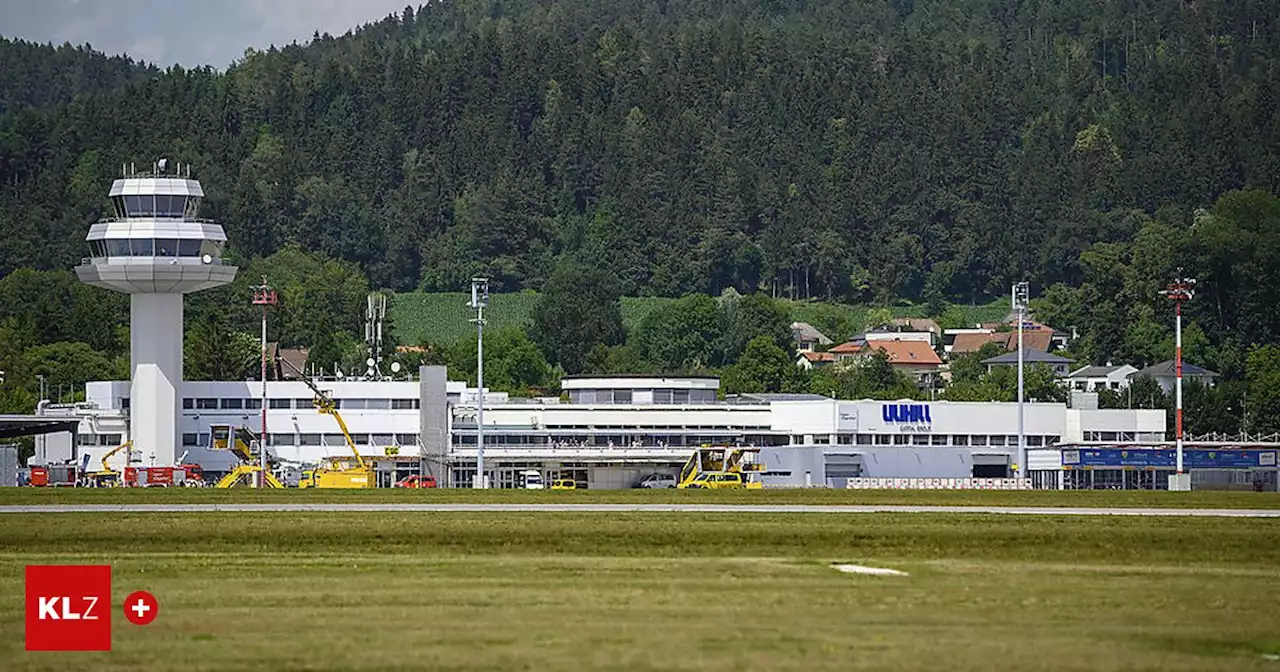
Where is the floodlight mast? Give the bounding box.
[1012,281,1030,482]
[251,276,277,488]
[1159,273,1196,475]
[469,278,489,489]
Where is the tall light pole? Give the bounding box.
[251,276,277,488]
[1159,273,1195,481]
[469,278,489,489]
[1012,281,1029,481]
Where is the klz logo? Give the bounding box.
[25,565,112,651]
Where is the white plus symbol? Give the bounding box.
[132,599,151,618]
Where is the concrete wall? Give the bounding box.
[760,445,1004,486]
[34,432,74,465]
[419,366,449,481]
[587,466,657,489]
[0,444,17,486]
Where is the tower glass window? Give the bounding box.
[130,239,154,256]
[155,239,178,256]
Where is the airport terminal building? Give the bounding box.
[36,370,1257,489]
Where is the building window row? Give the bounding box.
[77,434,124,446]
[181,433,212,447]
[567,389,717,404]
[112,194,200,219]
[271,433,417,447]
[87,238,223,260]
[181,397,420,411]
[539,424,757,431]
[842,434,1060,447]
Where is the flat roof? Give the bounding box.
[561,374,719,381]
[0,415,80,440]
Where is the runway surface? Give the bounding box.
[1,503,1279,517]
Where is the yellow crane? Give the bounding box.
[93,441,132,486]
[277,355,373,488]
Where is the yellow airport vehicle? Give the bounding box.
[92,441,132,486]
[550,478,577,490]
[278,356,374,489]
[210,425,283,488]
[678,471,743,489]
[677,445,766,488]
[216,465,284,488]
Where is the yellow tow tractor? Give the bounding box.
[676,445,766,490]
[211,426,284,488]
[278,355,374,489]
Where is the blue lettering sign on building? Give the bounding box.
[882,403,932,424]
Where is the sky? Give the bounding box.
[0,0,413,69]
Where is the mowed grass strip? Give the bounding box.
[0,513,1277,671]
[2,486,1278,509]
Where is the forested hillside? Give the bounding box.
[3,0,1280,435]
[3,0,1278,301]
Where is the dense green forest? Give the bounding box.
[2,0,1280,435]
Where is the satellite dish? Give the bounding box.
[390,362,402,373]
[201,254,213,265]
[366,358,376,367]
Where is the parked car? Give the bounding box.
[550,478,577,490]
[395,475,438,488]
[520,469,545,489]
[678,472,748,490]
[636,473,677,489]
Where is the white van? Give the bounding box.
[637,473,677,489]
[520,469,545,489]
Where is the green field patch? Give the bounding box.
[390,291,1010,345]
[1,514,1277,670]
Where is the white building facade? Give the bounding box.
[36,373,1166,489]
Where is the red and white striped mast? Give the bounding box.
[1159,273,1195,476]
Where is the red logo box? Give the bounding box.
[25,565,112,651]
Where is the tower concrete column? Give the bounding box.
[130,293,184,467]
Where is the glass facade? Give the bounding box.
[87,238,224,260]
[114,194,198,219]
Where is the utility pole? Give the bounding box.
[251,276,277,489]
[1012,281,1030,482]
[1159,273,1195,489]
[469,278,489,489]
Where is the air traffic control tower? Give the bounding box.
[75,160,238,467]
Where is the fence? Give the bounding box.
[845,477,1033,490]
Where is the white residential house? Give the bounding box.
[791,322,833,353]
[1131,361,1219,393]
[1065,365,1139,392]
[795,351,835,370]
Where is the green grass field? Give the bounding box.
[1,511,1278,670]
[1,487,1278,508]
[390,292,1010,345]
